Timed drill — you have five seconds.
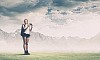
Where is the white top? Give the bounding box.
[22,24,32,34]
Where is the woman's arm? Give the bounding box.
[29,23,33,31]
[22,24,29,30]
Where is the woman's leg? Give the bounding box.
[26,38,29,52]
[23,37,27,53]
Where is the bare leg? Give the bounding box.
[22,36,30,55]
[23,37,27,53]
[26,38,29,52]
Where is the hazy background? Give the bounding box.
[0,0,100,53]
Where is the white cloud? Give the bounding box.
[0,15,21,33]
[16,7,100,39]
[0,0,24,7]
[0,0,100,39]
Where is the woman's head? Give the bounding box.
[24,19,28,24]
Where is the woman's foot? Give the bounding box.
[25,53,30,55]
[24,51,30,55]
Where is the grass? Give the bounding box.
[0,52,100,60]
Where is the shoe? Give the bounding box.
[24,51,27,54]
[24,52,30,55]
[24,51,30,55]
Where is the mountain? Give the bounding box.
[0,29,67,44]
[0,29,100,52]
[0,29,13,41]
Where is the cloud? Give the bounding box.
[0,0,91,17]
[0,0,52,16]
[0,0,24,7]
[1,0,98,18]
[53,0,75,7]
[74,0,89,2]
[0,0,100,39]
[0,6,16,16]
[91,0,100,1]
[0,0,39,16]
[0,14,22,33]
[52,0,89,8]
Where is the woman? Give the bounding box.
[21,19,33,55]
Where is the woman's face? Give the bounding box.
[24,19,28,24]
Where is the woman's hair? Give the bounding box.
[24,19,28,24]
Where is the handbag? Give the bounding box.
[21,24,26,36]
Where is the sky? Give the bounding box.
[0,0,100,39]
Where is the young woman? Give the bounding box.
[21,19,33,55]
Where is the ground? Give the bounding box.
[0,52,100,60]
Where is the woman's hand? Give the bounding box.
[29,23,32,25]
[29,23,33,31]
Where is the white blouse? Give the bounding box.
[22,24,32,34]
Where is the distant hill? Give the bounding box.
[0,29,100,52]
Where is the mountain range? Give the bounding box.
[0,29,100,52]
